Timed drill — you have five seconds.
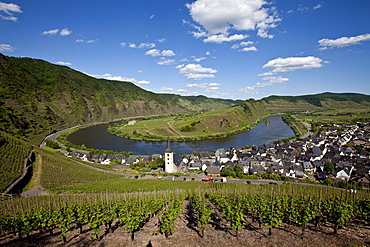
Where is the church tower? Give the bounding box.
[164,138,176,173]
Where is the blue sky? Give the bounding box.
[1,0,370,100]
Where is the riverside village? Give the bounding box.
[66,121,370,189]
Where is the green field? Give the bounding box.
[294,108,370,124]
[109,106,266,141]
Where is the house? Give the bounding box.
[357,175,370,188]
[303,161,314,172]
[206,165,221,176]
[336,167,353,181]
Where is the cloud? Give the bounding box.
[203,33,249,44]
[60,28,72,36]
[186,0,280,39]
[239,76,288,95]
[186,82,220,92]
[89,73,151,85]
[127,42,156,49]
[318,33,370,50]
[262,56,326,73]
[0,44,15,52]
[241,46,257,52]
[177,63,217,80]
[192,56,206,62]
[56,61,72,66]
[157,38,167,43]
[313,4,322,10]
[150,14,155,19]
[75,39,96,43]
[42,29,59,35]
[145,49,175,57]
[157,58,175,65]
[0,2,21,21]
[0,15,17,21]
[42,28,72,36]
[232,41,257,51]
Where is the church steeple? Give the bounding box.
[164,137,175,173]
[165,137,173,153]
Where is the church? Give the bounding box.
[164,138,176,173]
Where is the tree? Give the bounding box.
[220,167,236,178]
[149,157,164,169]
[324,162,335,172]
[234,164,244,178]
[45,139,59,149]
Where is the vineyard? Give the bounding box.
[0,131,32,192]
[1,184,370,246]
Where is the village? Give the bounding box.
[66,121,370,189]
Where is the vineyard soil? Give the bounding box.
[1,200,369,247]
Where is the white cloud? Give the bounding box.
[203,33,249,44]
[157,38,167,43]
[42,29,59,35]
[150,14,155,19]
[186,0,280,39]
[128,42,156,49]
[161,50,176,56]
[241,46,257,52]
[0,2,21,21]
[193,56,206,62]
[145,49,161,56]
[0,2,22,14]
[89,73,151,85]
[157,58,175,65]
[0,44,15,52]
[232,41,257,51]
[238,76,288,95]
[262,56,325,73]
[60,28,72,36]
[75,39,96,43]
[56,61,72,66]
[178,63,217,80]
[145,49,175,57]
[0,15,17,21]
[42,28,72,36]
[186,82,220,92]
[318,33,370,49]
[313,4,322,10]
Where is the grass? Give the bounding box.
[50,177,209,193]
[109,106,265,141]
[294,108,370,124]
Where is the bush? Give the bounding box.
[220,167,236,178]
[45,139,59,149]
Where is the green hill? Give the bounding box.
[0,54,236,144]
[160,94,243,111]
[111,93,370,141]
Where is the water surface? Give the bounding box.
[68,115,294,154]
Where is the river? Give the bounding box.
[67,115,294,155]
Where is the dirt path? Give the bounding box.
[167,120,184,137]
[20,154,49,197]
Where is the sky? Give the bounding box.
[1,0,370,100]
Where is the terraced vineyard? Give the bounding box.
[1,184,369,246]
[0,131,33,192]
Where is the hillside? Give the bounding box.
[160,94,242,111]
[111,92,370,141]
[0,54,235,144]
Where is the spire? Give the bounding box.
[165,137,173,153]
